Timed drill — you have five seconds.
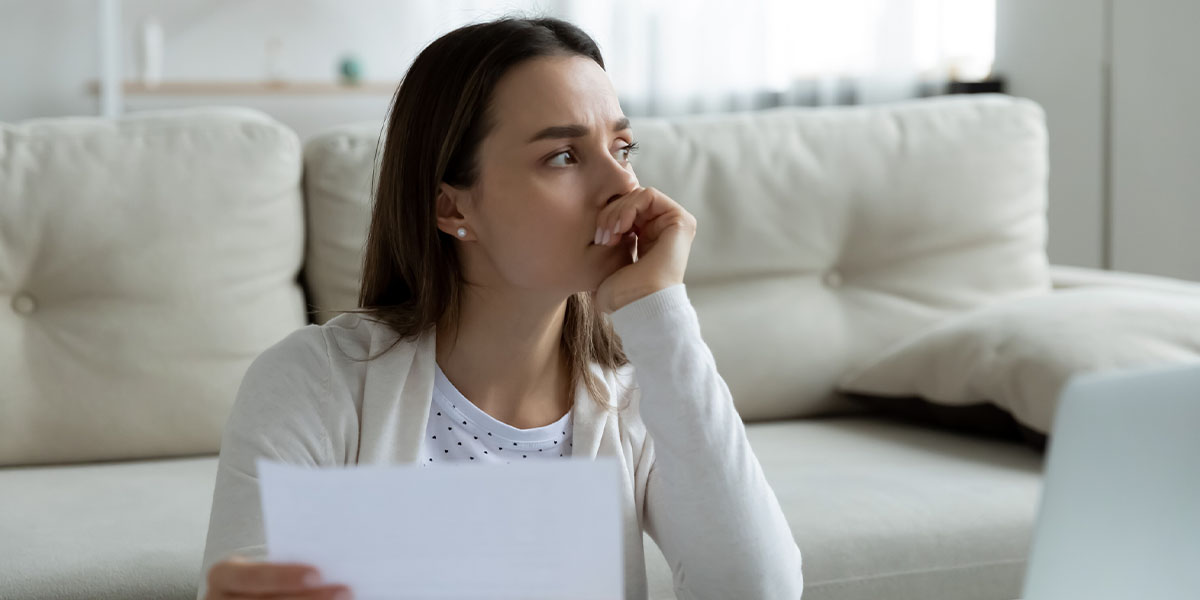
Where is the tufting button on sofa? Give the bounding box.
[12,292,37,315]
[822,269,843,288]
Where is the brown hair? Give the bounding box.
[340,15,630,413]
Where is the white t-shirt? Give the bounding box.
[420,362,573,465]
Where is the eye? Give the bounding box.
[545,141,640,168]
[617,141,640,163]
[547,150,576,167]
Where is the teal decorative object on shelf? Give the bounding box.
[338,54,364,85]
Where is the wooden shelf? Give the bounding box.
[86,80,399,96]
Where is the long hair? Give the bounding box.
[341,15,630,413]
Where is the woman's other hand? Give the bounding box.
[204,555,353,600]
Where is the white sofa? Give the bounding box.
[4,94,1197,600]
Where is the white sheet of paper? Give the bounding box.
[256,456,624,600]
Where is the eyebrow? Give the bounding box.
[526,117,632,144]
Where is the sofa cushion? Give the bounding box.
[647,417,1042,600]
[0,108,308,466]
[301,122,382,324]
[302,94,1051,421]
[837,288,1200,434]
[0,456,218,600]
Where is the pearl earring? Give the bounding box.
[456,227,467,238]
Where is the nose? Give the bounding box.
[602,158,639,207]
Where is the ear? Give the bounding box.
[435,182,472,239]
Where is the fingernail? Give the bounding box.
[602,229,611,245]
[594,227,602,245]
[334,590,353,600]
[303,572,322,586]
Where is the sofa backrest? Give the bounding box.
[302,93,1052,421]
[0,107,308,467]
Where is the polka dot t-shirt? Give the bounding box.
[420,362,573,465]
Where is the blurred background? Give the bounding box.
[2,0,1196,281]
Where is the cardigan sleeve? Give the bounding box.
[195,326,341,600]
[609,283,804,599]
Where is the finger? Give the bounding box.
[639,210,696,245]
[210,558,321,595]
[238,585,353,600]
[614,191,681,244]
[228,586,351,600]
[599,186,647,235]
[607,189,673,244]
[613,202,643,241]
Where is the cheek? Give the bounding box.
[515,184,589,239]
[490,195,585,274]
[518,209,585,257]
[498,231,581,287]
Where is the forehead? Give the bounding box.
[486,55,624,142]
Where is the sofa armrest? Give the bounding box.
[1050,264,1200,296]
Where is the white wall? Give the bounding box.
[995,0,1200,281]
[994,0,1107,270]
[1110,0,1200,281]
[0,0,558,138]
[0,0,101,121]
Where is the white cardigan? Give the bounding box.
[197,283,803,599]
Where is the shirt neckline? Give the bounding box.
[433,362,572,443]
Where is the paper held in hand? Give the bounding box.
[256,456,624,600]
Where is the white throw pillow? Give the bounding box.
[837,288,1200,434]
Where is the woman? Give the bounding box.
[198,15,802,600]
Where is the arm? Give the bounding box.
[196,327,339,600]
[610,284,804,600]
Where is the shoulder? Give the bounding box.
[243,322,330,386]
[318,311,419,363]
[235,313,388,408]
[250,312,399,367]
[222,321,349,467]
[227,316,376,440]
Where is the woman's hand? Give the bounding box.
[204,555,353,599]
[593,186,697,314]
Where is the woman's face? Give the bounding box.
[438,54,641,297]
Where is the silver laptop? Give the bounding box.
[1021,362,1200,600]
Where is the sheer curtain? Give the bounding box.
[440,0,995,117]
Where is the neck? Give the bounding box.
[435,287,574,430]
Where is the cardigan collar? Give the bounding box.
[353,319,616,465]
